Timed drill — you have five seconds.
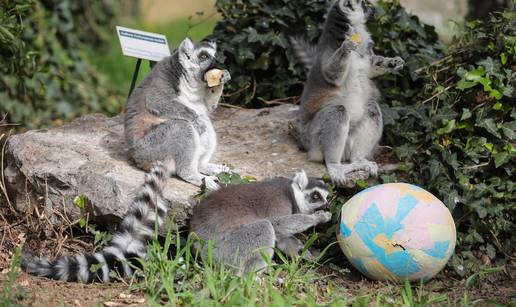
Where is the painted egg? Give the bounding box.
[337,183,456,282]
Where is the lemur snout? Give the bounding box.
[320,202,330,211]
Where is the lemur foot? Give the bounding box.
[180,173,220,191]
[199,163,231,176]
[327,161,378,186]
[203,176,221,191]
[349,159,379,177]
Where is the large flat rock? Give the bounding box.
[4,105,329,229]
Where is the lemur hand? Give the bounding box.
[314,211,332,223]
[389,56,405,71]
[341,37,359,52]
[221,70,231,84]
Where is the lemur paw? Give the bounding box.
[200,163,231,176]
[314,211,332,223]
[327,162,378,186]
[389,56,405,71]
[350,160,379,177]
[345,170,371,182]
[203,176,221,191]
[221,70,231,84]
[341,38,359,52]
[328,165,350,186]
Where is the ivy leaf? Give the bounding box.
[500,53,507,65]
[477,119,501,138]
[460,108,472,120]
[271,35,288,48]
[79,218,87,228]
[464,67,486,82]
[248,52,270,70]
[494,152,509,168]
[457,79,477,90]
[73,195,87,210]
[437,119,456,135]
[492,102,503,110]
[486,244,496,259]
[502,121,516,140]
[488,89,502,100]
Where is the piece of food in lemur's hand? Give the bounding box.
[350,32,362,44]
[205,69,225,87]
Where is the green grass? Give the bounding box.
[86,17,217,96]
[132,225,485,307]
[1,223,507,306]
[1,247,26,307]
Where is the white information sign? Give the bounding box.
[116,26,171,62]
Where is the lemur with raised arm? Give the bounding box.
[291,0,405,185]
[190,170,331,275]
[124,37,231,190]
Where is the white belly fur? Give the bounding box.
[340,53,371,124]
[198,116,217,158]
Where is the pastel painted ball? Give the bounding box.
[337,183,456,283]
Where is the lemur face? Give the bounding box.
[178,37,218,84]
[338,0,376,21]
[291,171,330,214]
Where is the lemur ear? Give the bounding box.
[208,40,217,50]
[179,37,194,53]
[293,170,309,190]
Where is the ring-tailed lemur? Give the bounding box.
[291,0,405,185]
[189,170,331,275]
[22,163,169,283]
[124,37,231,190]
[22,167,329,281]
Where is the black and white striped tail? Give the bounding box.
[21,162,169,283]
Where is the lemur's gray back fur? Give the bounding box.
[124,38,231,190]
[292,0,404,186]
[189,171,331,275]
[22,163,169,283]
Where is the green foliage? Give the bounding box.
[73,194,113,247]
[380,11,515,261]
[1,247,27,306]
[139,225,374,305]
[210,0,329,106]
[135,222,500,305]
[0,0,122,128]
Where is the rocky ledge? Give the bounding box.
[4,105,393,229]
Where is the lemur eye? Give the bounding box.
[311,192,321,200]
[198,52,209,61]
